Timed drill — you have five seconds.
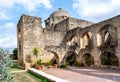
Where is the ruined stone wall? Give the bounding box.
[68,18,94,30]
[45,16,68,30]
[53,19,69,31]
[17,11,120,68]
[17,17,24,66]
[54,17,94,31]
[62,15,120,67]
[43,28,66,46]
[76,15,120,66]
[17,14,45,66]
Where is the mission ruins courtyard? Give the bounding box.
[16,8,120,82]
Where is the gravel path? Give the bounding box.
[43,67,120,82]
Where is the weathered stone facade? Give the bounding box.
[17,8,120,68]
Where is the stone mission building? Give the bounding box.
[17,8,120,68]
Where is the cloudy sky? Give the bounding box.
[0,0,120,52]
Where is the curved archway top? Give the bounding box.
[65,34,78,44]
[62,27,81,46]
[81,31,92,38]
[47,50,59,58]
[83,53,93,57]
[67,51,78,55]
[98,24,118,43]
[99,24,117,35]
[66,36,79,47]
[70,36,78,41]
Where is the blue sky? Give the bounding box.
[0,0,120,53]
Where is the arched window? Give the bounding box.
[80,32,92,49]
[98,24,118,47]
[104,32,111,45]
[67,36,78,46]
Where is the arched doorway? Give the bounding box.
[48,51,59,64]
[100,52,119,66]
[66,51,77,65]
[83,53,94,66]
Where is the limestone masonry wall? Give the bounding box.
[17,9,120,68]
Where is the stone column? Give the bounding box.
[116,26,120,67]
[91,32,101,67]
[94,57,101,67]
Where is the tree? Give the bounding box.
[0,48,14,82]
[12,48,17,60]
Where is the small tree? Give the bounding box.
[12,48,17,60]
[0,48,13,82]
[33,48,39,60]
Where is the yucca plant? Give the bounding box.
[33,47,39,60]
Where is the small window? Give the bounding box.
[18,28,21,37]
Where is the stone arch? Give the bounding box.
[82,53,94,66]
[66,36,78,46]
[48,51,59,64]
[100,52,119,66]
[66,35,79,54]
[66,51,77,65]
[99,24,118,47]
[80,32,92,49]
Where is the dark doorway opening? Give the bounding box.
[66,51,77,66]
[83,53,94,66]
[100,52,119,66]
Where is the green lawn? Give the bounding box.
[12,72,49,82]
[10,60,50,82]
[9,67,23,72]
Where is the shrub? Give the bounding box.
[37,59,42,65]
[66,62,69,65]
[0,48,14,82]
[12,48,17,60]
[47,62,52,66]
[77,63,84,66]
[11,63,18,68]
[60,63,68,68]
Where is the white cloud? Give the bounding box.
[2,22,15,28]
[0,36,17,48]
[0,0,52,11]
[73,0,120,18]
[0,22,16,31]
[0,22,16,48]
[0,12,9,20]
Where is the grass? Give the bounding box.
[10,67,50,82]
[9,67,23,71]
[27,72,49,82]
[10,60,50,82]
[13,72,49,82]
